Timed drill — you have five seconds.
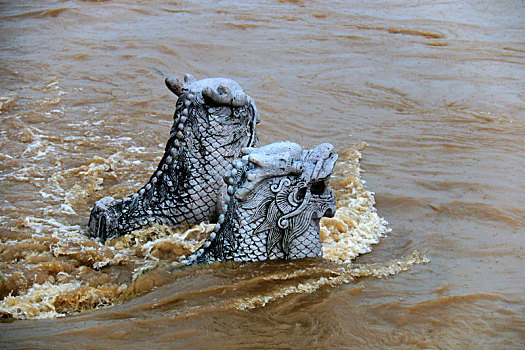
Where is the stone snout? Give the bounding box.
[88,196,120,241]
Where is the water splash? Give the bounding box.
[0,143,425,320]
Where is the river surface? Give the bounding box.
[0,0,524,348]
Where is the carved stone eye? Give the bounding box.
[296,187,307,202]
[310,181,326,195]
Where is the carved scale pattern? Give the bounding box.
[89,76,259,241]
[184,142,337,265]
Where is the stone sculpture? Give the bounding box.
[181,142,337,264]
[89,74,260,241]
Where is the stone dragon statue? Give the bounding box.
[181,142,337,264]
[88,75,338,264]
[89,74,260,241]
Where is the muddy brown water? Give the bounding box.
[1,0,524,348]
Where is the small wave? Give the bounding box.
[429,200,525,227]
[0,280,127,320]
[0,95,17,113]
[1,8,70,19]
[356,25,444,39]
[232,251,428,311]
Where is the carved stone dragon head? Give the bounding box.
[89,74,259,241]
[183,142,338,264]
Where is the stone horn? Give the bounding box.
[165,74,196,96]
[202,85,248,107]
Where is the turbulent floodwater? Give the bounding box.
[1,0,524,348]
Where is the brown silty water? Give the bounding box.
[1,0,524,348]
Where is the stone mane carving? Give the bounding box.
[181,142,337,264]
[89,74,260,241]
